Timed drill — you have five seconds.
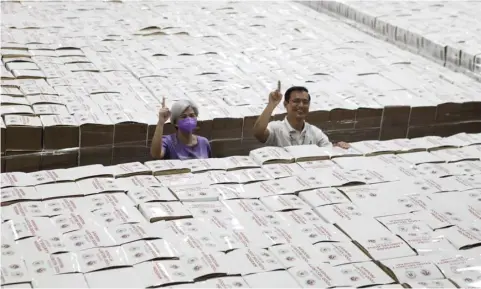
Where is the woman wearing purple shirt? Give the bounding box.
[150,98,212,160]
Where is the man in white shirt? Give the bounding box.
[253,85,350,148]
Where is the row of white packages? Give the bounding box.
[3,181,479,233]
[2,177,481,230]
[3,243,481,288]
[2,133,481,189]
[0,155,266,188]
[2,194,481,254]
[2,162,481,204]
[250,142,481,165]
[7,268,470,289]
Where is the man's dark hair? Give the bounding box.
[284,86,310,102]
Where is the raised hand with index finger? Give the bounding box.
[158,97,171,124]
[268,80,283,106]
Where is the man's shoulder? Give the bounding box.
[306,122,323,132]
[268,120,284,129]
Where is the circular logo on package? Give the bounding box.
[36,268,46,273]
[405,271,416,279]
[135,252,144,258]
[297,270,308,277]
[75,241,84,247]
[69,235,80,241]
[129,246,140,252]
[56,218,67,224]
[193,265,203,271]
[205,243,215,247]
[398,226,408,232]
[82,253,94,259]
[328,254,337,260]
[187,258,198,264]
[465,277,473,283]
[306,279,316,286]
[121,234,130,239]
[61,224,69,229]
[105,218,114,223]
[261,252,270,257]
[286,256,295,262]
[33,261,44,266]
[319,247,330,253]
[87,260,97,266]
[350,276,359,282]
[341,269,351,274]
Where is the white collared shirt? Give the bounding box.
[265,118,331,147]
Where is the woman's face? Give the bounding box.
[179,107,197,121]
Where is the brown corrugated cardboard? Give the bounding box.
[40,115,79,150]
[5,115,43,151]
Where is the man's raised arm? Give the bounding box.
[253,87,282,143]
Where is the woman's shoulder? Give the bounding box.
[162,134,175,141]
[196,135,210,145]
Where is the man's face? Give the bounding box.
[284,90,310,119]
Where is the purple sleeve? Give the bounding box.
[207,140,212,158]
[161,135,171,159]
[198,136,212,159]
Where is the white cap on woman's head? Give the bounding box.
[170,99,199,124]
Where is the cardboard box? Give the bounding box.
[40,149,78,170]
[5,115,43,151]
[76,112,114,148]
[5,151,41,172]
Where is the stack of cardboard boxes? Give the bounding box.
[2,133,481,288]
[302,1,481,79]
[2,1,481,172]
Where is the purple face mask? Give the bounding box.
[177,117,197,133]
